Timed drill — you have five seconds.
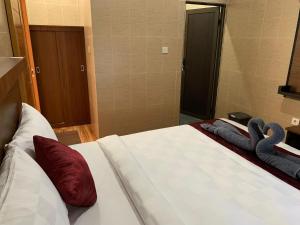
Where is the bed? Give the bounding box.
[68,142,142,225]
[1,58,300,225]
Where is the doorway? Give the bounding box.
[4,0,98,138]
[180,2,225,124]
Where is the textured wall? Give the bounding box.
[79,0,99,138]
[91,0,185,136]
[216,0,300,128]
[26,0,83,26]
[0,0,13,56]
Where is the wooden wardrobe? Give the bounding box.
[30,26,90,128]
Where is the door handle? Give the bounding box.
[81,65,85,72]
[36,66,40,74]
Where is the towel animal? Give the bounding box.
[200,118,265,151]
[256,123,300,179]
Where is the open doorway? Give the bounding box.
[4,0,99,141]
[180,1,226,124]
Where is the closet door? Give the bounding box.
[56,29,90,125]
[30,30,65,126]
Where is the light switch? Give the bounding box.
[162,47,169,54]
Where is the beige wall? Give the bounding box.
[79,0,99,138]
[91,0,185,136]
[216,0,300,128]
[0,0,13,56]
[26,0,83,26]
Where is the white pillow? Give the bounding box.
[0,147,70,225]
[9,103,57,157]
[0,148,14,202]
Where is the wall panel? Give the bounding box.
[216,0,300,128]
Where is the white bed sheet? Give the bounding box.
[99,121,300,225]
[68,142,142,225]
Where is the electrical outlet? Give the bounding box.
[291,117,300,126]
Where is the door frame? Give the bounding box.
[19,0,41,111]
[5,0,41,110]
[181,1,226,119]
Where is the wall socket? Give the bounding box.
[291,117,300,126]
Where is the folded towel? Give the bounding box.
[256,123,300,179]
[201,118,265,152]
[200,120,241,135]
[213,120,242,134]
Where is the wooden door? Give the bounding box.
[30,26,90,127]
[30,30,65,126]
[56,30,90,125]
[181,7,220,119]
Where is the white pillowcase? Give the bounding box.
[0,148,14,203]
[9,103,57,157]
[0,147,70,225]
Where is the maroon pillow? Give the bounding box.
[33,135,97,206]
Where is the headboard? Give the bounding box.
[0,57,24,163]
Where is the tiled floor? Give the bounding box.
[180,113,202,125]
[54,124,96,143]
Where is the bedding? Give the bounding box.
[2,114,300,225]
[9,103,57,158]
[0,147,15,203]
[192,120,300,189]
[69,142,142,225]
[98,120,300,225]
[0,147,69,225]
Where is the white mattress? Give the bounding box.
[69,142,142,225]
[99,121,300,225]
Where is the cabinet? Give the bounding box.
[30,26,90,127]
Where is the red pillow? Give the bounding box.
[33,135,97,206]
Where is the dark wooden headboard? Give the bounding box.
[0,57,24,163]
